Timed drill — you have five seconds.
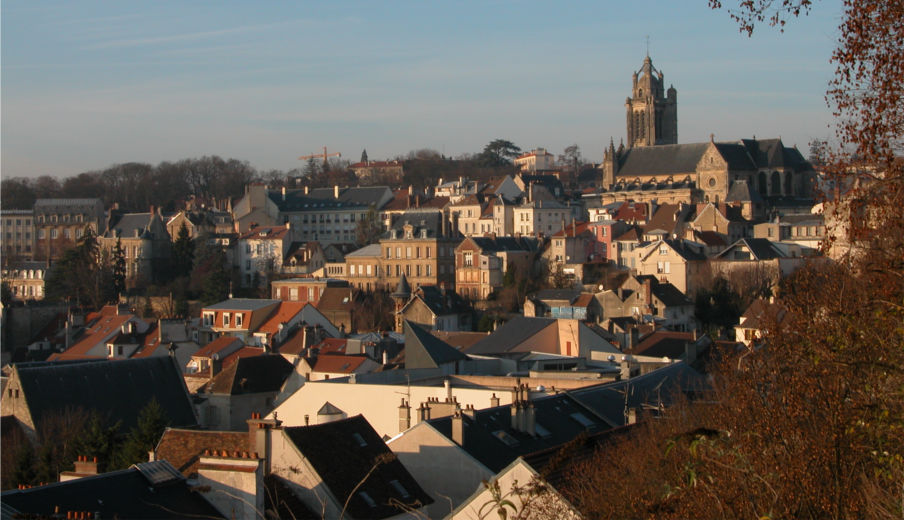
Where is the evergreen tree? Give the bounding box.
[73,412,121,474]
[191,235,230,304]
[115,399,168,469]
[112,238,126,296]
[360,149,368,163]
[172,222,195,278]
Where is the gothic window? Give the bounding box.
[784,172,793,196]
[771,171,781,195]
[758,172,768,195]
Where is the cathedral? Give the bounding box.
[600,55,815,216]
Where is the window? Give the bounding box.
[235,314,243,327]
[50,229,58,239]
[396,247,401,258]
[426,264,432,276]
[203,313,214,327]
[290,288,298,300]
[389,480,410,498]
[350,265,356,275]
[386,247,391,259]
[464,251,473,266]
[223,313,231,327]
[358,492,376,508]
[426,246,431,258]
[352,432,367,446]
[406,247,412,259]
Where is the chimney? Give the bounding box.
[334,185,340,199]
[451,412,466,445]
[444,378,452,400]
[198,450,264,520]
[74,456,99,475]
[511,401,520,430]
[304,185,310,195]
[408,185,414,196]
[490,393,500,408]
[281,186,286,201]
[462,404,476,420]
[399,399,411,432]
[525,402,536,436]
[620,356,632,380]
[382,350,389,365]
[246,412,282,475]
[626,407,638,425]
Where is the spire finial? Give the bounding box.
[645,35,650,57]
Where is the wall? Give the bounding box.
[269,381,513,438]
[389,422,494,519]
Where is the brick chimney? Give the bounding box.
[451,411,465,446]
[246,412,282,474]
[198,449,264,519]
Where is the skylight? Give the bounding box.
[352,432,367,447]
[358,491,376,508]
[570,412,595,427]
[389,479,410,498]
[493,430,519,447]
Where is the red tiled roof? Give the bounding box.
[311,354,371,374]
[155,429,248,477]
[551,221,592,237]
[221,346,265,368]
[256,302,306,335]
[573,293,594,307]
[53,314,134,360]
[195,336,243,358]
[239,225,290,241]
[312,338,347,355]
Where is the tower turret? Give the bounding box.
[625,55,677,148]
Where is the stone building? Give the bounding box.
[625,55,677,148]
[33,198,106,260]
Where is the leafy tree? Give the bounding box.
[693,276,742,335]
[355,206,384,246]
[549,2,904,518]
[115,399,169,469]
[479,139,521,167]
[172,222,195,279]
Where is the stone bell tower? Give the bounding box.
[625,55,677,148]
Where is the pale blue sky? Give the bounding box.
[2,1,842,178]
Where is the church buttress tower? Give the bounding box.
[625,55,677,148]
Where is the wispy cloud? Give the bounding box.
[80,19,307,50]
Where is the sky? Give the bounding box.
[1,0,843,179]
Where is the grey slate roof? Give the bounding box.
[106,212,158,238]
[283,415,433,518]
[717,238,784,260]
[0,460,224,519]
[569,361,706,427]
[427,391,612,473]
[203,354,294,395]
[726,179,764,203]
[384,212,444,239]
[204,298,280,311]
[14,357,197,431]
[403,320,468,369]
[714,142,757,170]
[616,143,709,177]
[345,243,382,257]
[469,236,539,253]
[466,317,556,355]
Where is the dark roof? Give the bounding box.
[391,273,411,299]
[263,475,321,520]
[403,321,468,369]
[630,331,697,358]
[663,239,707,261]
[466,317,556,355]
[204,354,294,395]
[411,285,470,315]
[428,392,612,473]
[384,212,444,239]
[14,357,197,431]
[468,236,539,253]
[534,289,580,303]
[154,428,247,477]
[651,283,692,307]
[204,298,280,311]
[717,238,783,260]
[283,415,433,519]
[569,362,705,427]
[725,179,764,203]
[714,142,757,170]
[739,138,811,171]
[0,460,224,519]
[616,143,709,178]
[105,212,158,239]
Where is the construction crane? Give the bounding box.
[298,146,341,164]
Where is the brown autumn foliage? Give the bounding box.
[544,1,904,518]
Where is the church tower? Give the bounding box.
[625,55,677,148]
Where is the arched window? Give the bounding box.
[758,172,768,195]
[784,172,793,196]
[771,171,781,196]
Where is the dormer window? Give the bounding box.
[223,312,231,327]
[235,314,243,328]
